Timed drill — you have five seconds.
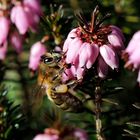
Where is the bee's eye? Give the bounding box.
[43,57,54,64]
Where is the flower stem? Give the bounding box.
[95,86,105,140]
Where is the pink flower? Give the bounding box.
[124,31,140,69]
[63,28,81,53]
[0,41,8,60]
[123,31,140,85]
[33,128,59,140]
[11,1,41,34]
[10,30,24,53]
[62,26,124,81]
[62,65,76,82]
[125,31,140,55]
[79,43,99,69]
[33,127,88,140]
[76,66,85,80]
[33,134,59,140]
[23,0,42,15]
[100,44,119,69]
[0,16,10,45]
[108,25,125,50]
[62,65,85,82]
[73,128,88,140]
[62,8,125,81]
[97,56,109,78]
[29,41,46,71]
[11,4,29,34]
[65,38,83,64]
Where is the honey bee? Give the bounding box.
[37,52,85,112]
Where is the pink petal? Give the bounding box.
[10,31,24,53]
[65,38,83,64]
[11,5,29,34]
[63,28,79,53]
[79,42,91,68]
[29,41,46,71]
[0,17,10,45]
[24,6,40,32]
[126,31,140,55]
[86,43,99,69]
[76,66,85,80]
[73,128,88,140]
[62,65,76,82]
[108,33,124,49]
[128,45,140,69]
[110,25,125,42]
[97,56,108,78]
[100,44,119,69]
[33,134,59,140]
[23,0,42,15]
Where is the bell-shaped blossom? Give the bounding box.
[123,31,140,85]
[73,128,88,140]
[33,134,59,140]
[108,25,125,50]
[10,30,24,53]
[28,41,46,71]
[33,128,59,140]
[79,42,99,69]
[63,28,81,53]
[124,31,140,69]
[0,16,10,45]
[11,4,29,34]
[62,64,85,82]
[127,46,140,69]
[33,127,88,140]
[23,0,42,15]
[24,6,40,32]
[97,56,109,78]
[100,44,119,69]
[0,41,8,60]
[76,66,85,80]
[62,65,76,82]
[65,38,83,64]
[11,1,41,34]
[125,31,140,55]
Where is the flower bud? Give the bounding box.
[10,30,24,53]
[23,0,42,15]
[29,41,46,71]
[123,31,140,85]
[100,44,119,69]
[11,4,29,34]
[0,16,10,45]
[97,56,109,78]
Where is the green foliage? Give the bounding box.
[0,85,24,140]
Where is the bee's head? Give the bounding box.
[40,52,61,67]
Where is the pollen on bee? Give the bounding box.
[55,84,68,93]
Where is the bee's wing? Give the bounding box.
[30,84,46,111]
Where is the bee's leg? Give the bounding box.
[52,68,64,81]
[66,78,83,89]
[51,84,68,94]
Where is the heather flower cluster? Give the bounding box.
[0,0,46,70]
[123,31,140,85]
[33,127,88,140]
[62,7,125,82]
